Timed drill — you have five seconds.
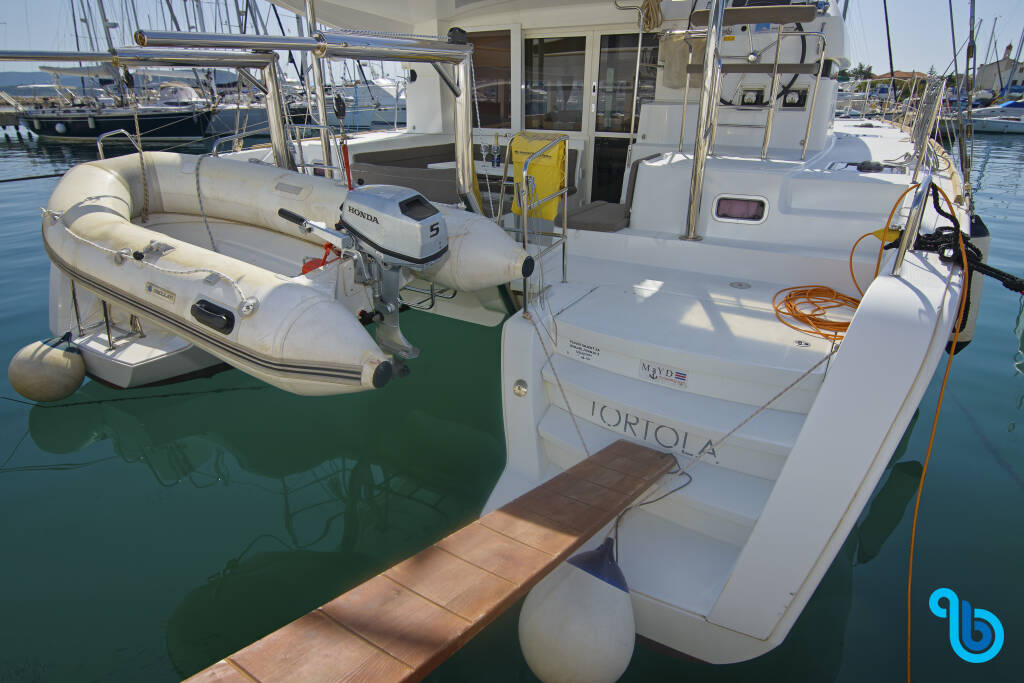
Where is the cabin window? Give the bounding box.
[595,33,659,133]
[524,36,587,131]
[714,196,768,223]
[467,30,512,128]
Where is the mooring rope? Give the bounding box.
[131,101,150,223]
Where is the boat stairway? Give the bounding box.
[531,279,836,616]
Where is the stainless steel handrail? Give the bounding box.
[910,81,945,183]
[498,133,570,314]
[96,128,142,159]
[681,0,725,241]
[209,127,272,156]
[304,0,333,180]
[613,0,647,156]
[891,174,933,276]
[761,25,784,160]
[673,17,828,237]
[286,123,347,178]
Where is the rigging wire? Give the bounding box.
[881,0,896,103]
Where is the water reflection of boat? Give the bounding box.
[24,326,506,677]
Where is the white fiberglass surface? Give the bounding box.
[549,255,842,374]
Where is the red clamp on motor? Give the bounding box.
[301,243,340,275]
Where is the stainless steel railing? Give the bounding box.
[890,174,933,276]
[212,123,354,179]
[96,128,143,159]
[495,133,570,314]
[889,79,947,277]
[909,80,946,183]
[675,1,828,240]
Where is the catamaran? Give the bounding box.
[7,0,1015,674]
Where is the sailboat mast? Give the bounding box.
[1002,26,1024,97]
[983,16,998,69]
[163,0,181,31]
[94,0,126,102]
[79,0,98,51]
[69,0,88,97]
[194,0,207,32]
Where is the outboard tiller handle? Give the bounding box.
[278,208,306,226]
[279,207,355,252]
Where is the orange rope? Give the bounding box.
[788,183,925,343]
[772,285,860,342]
[906,183,967,683]
[849,232,874,297]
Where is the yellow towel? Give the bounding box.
[509,132,567,221]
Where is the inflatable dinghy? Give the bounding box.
[39,152,531,395]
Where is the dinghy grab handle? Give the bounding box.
[191,299,235,334]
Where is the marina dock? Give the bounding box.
[187,440,674,682]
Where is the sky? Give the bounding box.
[1,0,1023,76]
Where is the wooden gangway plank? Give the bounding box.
[187,440,675,683]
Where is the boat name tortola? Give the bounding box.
[589,399,716,459]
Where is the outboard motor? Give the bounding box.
[279,186,448,362]
[338,185,449,359]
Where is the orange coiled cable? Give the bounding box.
[772,285,860,342]
[778,183,925,343]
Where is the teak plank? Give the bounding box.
[540,472,634,512]
[188,441,672,683]
[434,523,553,584]
[185,661,252,683]
[385,545,515,622]
[571,460,651,494]
[476,504,581,556]
[319,574,470,671]
[229,611,412,683]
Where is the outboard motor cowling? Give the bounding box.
[338,185,449,359]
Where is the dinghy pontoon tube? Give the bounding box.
[42,152,531,395]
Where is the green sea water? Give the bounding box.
[0,133,1021,682]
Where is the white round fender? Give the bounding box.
[519,538,635,683]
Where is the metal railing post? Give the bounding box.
[760,25,783,160]
[263,61,298,171]
[612,1,647,161]
[304,0,333,178]
[891,175,932,277]
[454,57,485,215]
[677,38,695,152]
[800,38,828,160]
[681,0,725,241]
[911,81,944,183]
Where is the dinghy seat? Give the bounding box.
[556,154,658,232]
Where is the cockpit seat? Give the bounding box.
[556,153,659,232]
